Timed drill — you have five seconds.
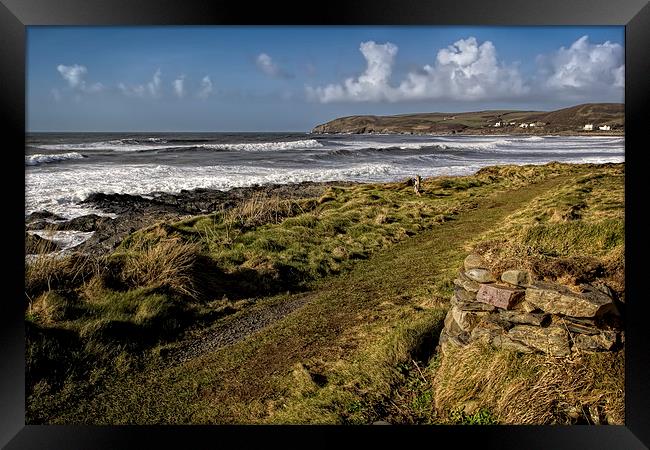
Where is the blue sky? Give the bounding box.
[27,26,624,132]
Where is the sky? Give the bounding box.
[26,26,624,132]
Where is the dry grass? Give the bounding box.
[25,252,99,302]
[115,235,200,298]
[432,341,624,424]
[225,192,311,228]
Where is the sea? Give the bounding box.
[25,132,625,220]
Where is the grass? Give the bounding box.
[24,162,625,425]
[432,342,624,424]
[112,234,201,298]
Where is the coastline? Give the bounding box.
[310,130,624,137]
[25,180,360,255]
[26,160,624,257]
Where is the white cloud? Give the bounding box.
[198,75,213,99]
[307,38,527,103]
[56,64,104,94]
[307,41,398,102]
[256,53,292,78]
[539,35,624,94]
[57,64,87,88]
[118,82,144,97]
[173,75,185,98]
[148,69,162,97]
[119,69,162,98]
[307,36,624,104]
[397,37,529,101]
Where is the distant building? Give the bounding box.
[599,125,611,131]
[519,123,529,128]
[583,124,594,131]
[508,121,516,125]
[529,123,536,127]
[494,121,502,127]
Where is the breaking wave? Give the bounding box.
[26,152,85,166]
[34,138,323,153]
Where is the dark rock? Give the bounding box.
[476,283,525,310]
[25,232,61,254]
[26,210,66,222]
[61,214,111,232]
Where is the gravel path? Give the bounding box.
[168,294,311,365]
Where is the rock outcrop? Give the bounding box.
[438,254,623,357]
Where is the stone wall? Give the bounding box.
[439,253,623,357]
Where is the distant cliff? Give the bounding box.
[311,103,624,135]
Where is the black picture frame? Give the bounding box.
[3,0,649,447]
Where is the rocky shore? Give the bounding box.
[25,181,358,255]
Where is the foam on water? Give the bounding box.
[26,152,85,166]
[27,230,95,251]
[25,134,624,219]
[35,138,323,153]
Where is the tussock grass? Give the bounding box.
[25,252,99,302]
[432,342,624,424]
[113,235,200,298]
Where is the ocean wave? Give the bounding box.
[25,152,85,166]
[200,139,323,152]
[27,230,95,251]
[35,138,323,153]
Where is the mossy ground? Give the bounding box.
[25,162,624,424]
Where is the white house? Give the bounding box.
[519,123,529,128]
[583,124,594,131]
[529,123,536,127]
[494,122,502,127]
[599,125,611,131]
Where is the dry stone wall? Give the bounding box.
[439,254,623,357]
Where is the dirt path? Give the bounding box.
[170,294,311,365]
[169,175,575,370]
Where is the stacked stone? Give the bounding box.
[439,253,622,357]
